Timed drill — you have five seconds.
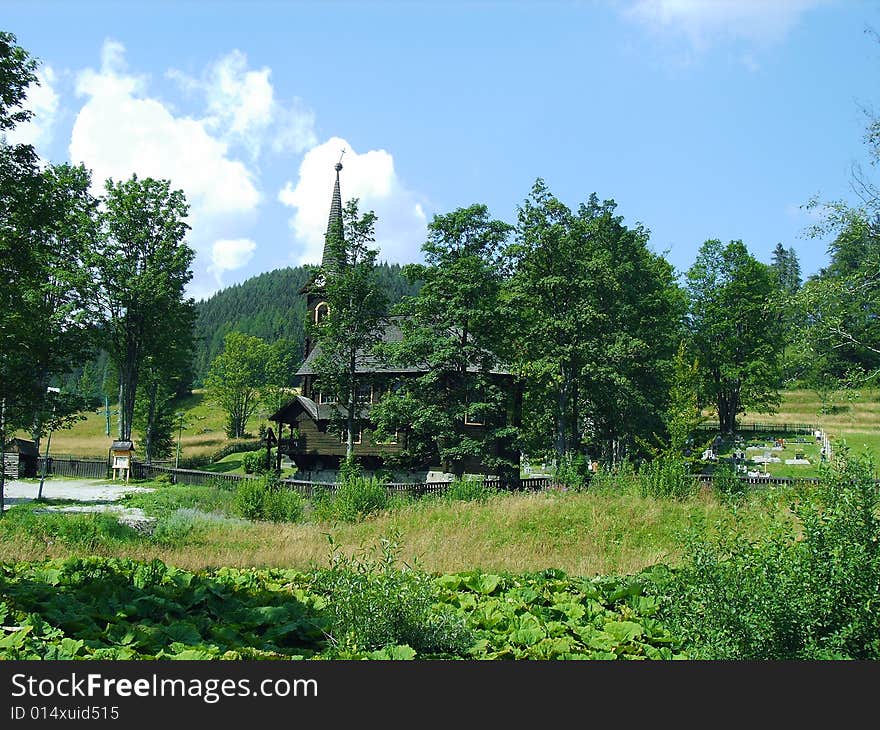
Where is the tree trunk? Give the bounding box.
[555,363,569,461]
[118,380,124,440]
[144,380,158,465]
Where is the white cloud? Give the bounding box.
[69,40,265,299]
[209,238,257,286]
[3,66,60,151]
[278,137,429,266]
[171,49,317,159]
[624,0,828,49]
[71,39,260,217]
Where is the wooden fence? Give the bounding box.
[127,462,553,496]
[33,456,856,494]
[696,421,818,435]
[37,456,108,479]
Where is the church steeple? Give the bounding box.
[321,157,344,270]
[301,157,344,362]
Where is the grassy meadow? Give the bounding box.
[0,478,797,576]
[27,389,267,459]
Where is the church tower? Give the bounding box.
[302,158,344,359]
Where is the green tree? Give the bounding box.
[0,34,99,511]
[262,337,300,418]
[134,298,196,462]
[508,180,686,465]
[770,243,802,295]
[686,239,785,434]
[310,199,388,459]
[372,204,515,478]
[205,331,270,439]
[0,31,37,133]
[93,175,195,442]
[798,211,880,385]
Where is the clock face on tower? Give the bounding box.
[314,273,326,287]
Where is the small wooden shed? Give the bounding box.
[3,438,39,479]
[110,440,134,482]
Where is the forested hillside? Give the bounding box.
[191,263,420,385]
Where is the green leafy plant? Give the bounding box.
[638,456,697,500]
[444,476,497,503]
[712,462,746,503]
[309,532,475,657]
[263,485,304,524]
[312,460,389,523]
[658,446,880,659]
[234,474,303,523]
[555,453,591,490]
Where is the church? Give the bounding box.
[268,161,521,483]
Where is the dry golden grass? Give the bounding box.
[705,388,880,437]
[23,389,265,459]
[1,489,765,577]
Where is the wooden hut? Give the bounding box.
[3,438,39,479]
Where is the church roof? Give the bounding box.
[295,319,513,377]
[268,394,371,423]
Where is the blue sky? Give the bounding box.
[3,0,878,300]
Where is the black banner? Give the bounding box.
[0,660,874,725]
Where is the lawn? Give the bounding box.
[200,450,298,478]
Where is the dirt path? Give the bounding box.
[1,478,156,530]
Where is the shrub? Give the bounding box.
[638,456,697,500]
[234,473,304,523]
[311,459,390,523]
[310,532,475,657]
[658,446,880,659]
[234,478,265,520]
[263,485,305,524]
[444,476,497,503]
[555,453,591,489]
[712,462,746,502]
[328,476,388,522]
[241,451,268,475]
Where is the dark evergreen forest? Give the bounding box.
[191,263,420,386]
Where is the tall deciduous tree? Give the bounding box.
[310,199,388,459]
[262,337,300,417]
[686,239,784,434]
[93,175,195,442]
[1,34,98,510]
[134,298,196,462]
[371,204,515,478]
[205,331,270,439]
[508,180,685,465]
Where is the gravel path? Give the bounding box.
[1,478,156,530]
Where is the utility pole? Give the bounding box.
[175,412,185,469]
[37,387,60,500]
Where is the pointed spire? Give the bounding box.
[321,153,345,269]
